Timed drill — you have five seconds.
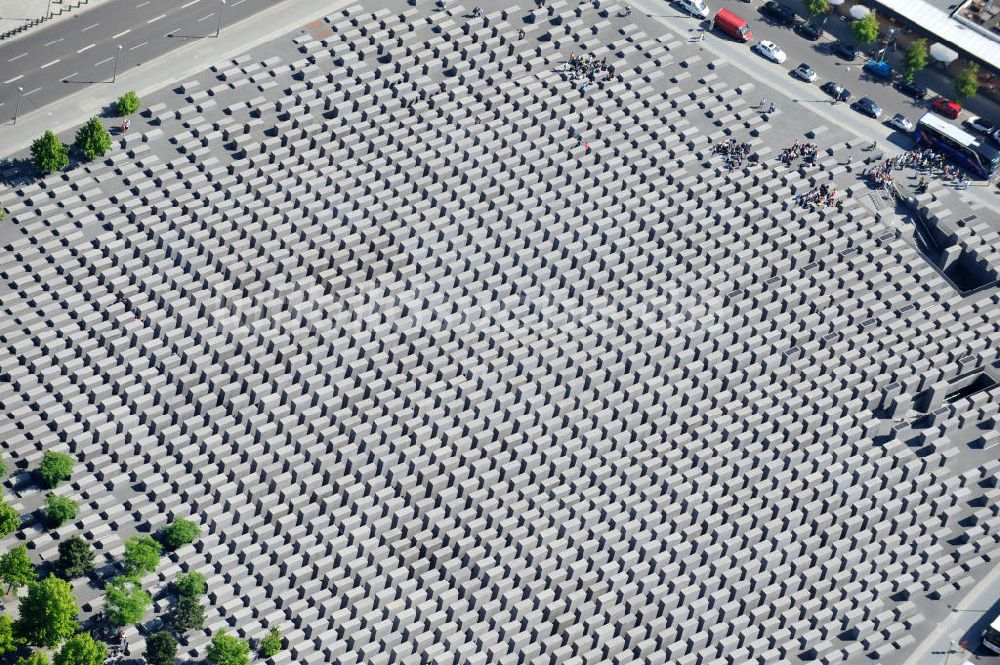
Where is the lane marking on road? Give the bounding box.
[4,74,23,84]
[232,0,245,5]
[136,0,150,6]
[61,72,78,80]
[111,28,131,39]
[196,12,214,21]
[8,52,28,62]
[147,13,166,23]
[44,37,64,46]
[181,0,200,7]
[81,22,100,32]
[23,86,41,96]
[40,58,60,69]
[77,43,95,53]
[94,56,115,66]
[128,41,148,50]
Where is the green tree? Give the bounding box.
[954,63,980,101]
[15,653,50,665]
[804,0,829,19]
[38,451,74,489]
[17,575,79,647]
[0,545,36,594]
[45,494,79,528]
[206,631,249,665]
[122,535,161,576]
[257,627,284,659]
[0,615,22,655]
[116,91,140,116]
[144,631,177,665]
[169,595,204,632]
[161,518,200,551]
[174,571,206,598]
[54,633,106,665]
[30,131,69,176]
[57,537,95,579]
[74,117,112,161]
[903,38,928,81]
[104,577,151,626]
[850,12,879,46]
[0,498,19,537]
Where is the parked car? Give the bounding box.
[676,0,710,19]
[820,81,852,102]
[887,114,912,132]
[932,98,961,119]
[753,40,787,63]
[964,116,996,136]
[713,8,752,41]
[829,41,858,61]
[760,1,796,25]
[793,63,816,82]
[863,60,892,78]
[794,22,823,40]
[852,97,882,119]
[894,79,927,100]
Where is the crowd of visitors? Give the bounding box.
[779,141,818,166]
[561,53,615,90]
[793,183,839,209]
[714,138,754,170]
[863,159,895,190]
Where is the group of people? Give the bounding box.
[793,182,839,209]
[863,158,895,189]
[105,629,129,662]
[779,141,818,166]
[713,138,754,171]
[561,52,615,91]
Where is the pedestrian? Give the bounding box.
[518,28,525,39]
[846,155,853,168]
[768,102,775,114]
[759,96,766,108]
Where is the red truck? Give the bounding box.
[713,8,752,42]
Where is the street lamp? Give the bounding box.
[13,86,23,125]
[112,44,122,83]
[214,0,226,38]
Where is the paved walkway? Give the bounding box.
[0,0,108,41]
[0,0,336,158]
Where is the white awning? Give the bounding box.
[828,0,845,5]
[849,5,871,18]
[929,42,959,63]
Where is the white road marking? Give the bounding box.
[146,13,165,23]
[81,22,100,32]
[77,43,95,53]
[112,28,131,39]
[4,74,23,84]
[128,41,148,50]
[44,37,63,46]
[94,56,115,66]
[8,52,28,62]
[61,71,78,80]
[196,12,214,21]
[23,86,41,96]
[136,0,150,6]
[181,0,200,7]
[40,58,60,69]
[232,0,245,5]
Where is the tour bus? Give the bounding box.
[984,612,1000,653]
[914,112,1000,179]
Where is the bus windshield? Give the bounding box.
[914,113,999,179]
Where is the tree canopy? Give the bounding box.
[117,91,140,116]
[0,545,36,594]
[258,627,284,659]
[17,575,79,647]
[53,633,106,665]
[30,132,69,176]
[903,38,928,81]
[0,615,21,655]
[207,631,249,665]
[804,0,829,18]
[74,117,112,161]
[170,595,205,632]
[57,537,95,579]
[954,63,980,100]
[174,571,206,598]
[161,518,200,550]
[0,498,20,537]
[122,535,161,577]
[15,653,51,665]
[38,451,74,489]
[144,631,177,665]
[45,494,79,528]
[104,577,151,626]
[850,12,879,45]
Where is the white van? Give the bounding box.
[677,0,710,18]
[984,613,1000,653]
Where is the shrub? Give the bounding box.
[104,577,151,626]
[30,131,69,175]
[903,38,927,82]
[0,615,22,655]
[38,451,74,489]
[804,0,829,18]
[122,535,161,576]
[0,499,19,537]
[955,63,980,101]
[169,595,204,631]
[116,91,140,116]
[161,518,200,550]
[0,544,36,594]
[17,575,79,647]
[15,653,50,665]
[53,633,106,665]
[74,117,112,161]
[45,494,79,528]
[144,631,177,665]
[206,631,249,665]
[258,627,284,658]
[174,571,206,598]
[57,537,94,579]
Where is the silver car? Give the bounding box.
[887,113,912,132]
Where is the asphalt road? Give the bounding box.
[0,0,278,122]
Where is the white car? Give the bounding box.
[754,40,787,64]
[676,0,710,18]
[887,113,912,132]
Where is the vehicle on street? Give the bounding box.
[990,127,1000,148]
[932,98,961,119]
[852,97,882,119]
[886,114,912,132]
[964,116,996,136]
[820,81,852,102]
[981,608,1000,652]
[713,8,752,41]
[759,1,796,25]
[915,113,1000,178]
[793,63,816,82]
[893,79,927,100]
[863,60,892,78]
[829,41,858,61]
[794,22,823,40]
[753,40,787,63]
[676,0,710,19]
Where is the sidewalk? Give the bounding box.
[0,0,339,159]
[0,0,107,42]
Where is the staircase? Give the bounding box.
[0,0,93,40]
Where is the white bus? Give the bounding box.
[984,613,1000,653]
